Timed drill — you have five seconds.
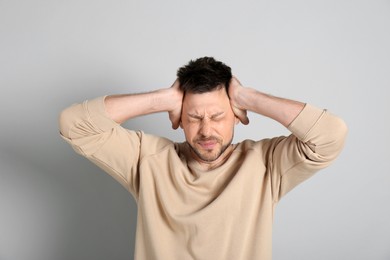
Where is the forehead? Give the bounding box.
[182,88,231,114]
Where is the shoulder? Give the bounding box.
[135,131,178,158]
[235,137,287,152]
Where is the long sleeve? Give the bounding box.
[267,104,348,201]
[59,96,142,198]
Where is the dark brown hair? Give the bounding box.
[176,57,232,93]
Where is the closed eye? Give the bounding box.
[187,114,203,122]
[210,112,225,121]
[187,112,225,122]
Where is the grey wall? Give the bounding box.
[1,0,389,259]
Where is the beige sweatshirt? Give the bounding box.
[59,96,347,260]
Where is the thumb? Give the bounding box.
[232,106,249,125]
[169,110,181,129]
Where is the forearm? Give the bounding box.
[106,90,166,124]
[105,84,182,124]
[236,87,305,127]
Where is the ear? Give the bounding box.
[235,116,240,125]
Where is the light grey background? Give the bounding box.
[1,0,389,259]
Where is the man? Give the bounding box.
[59,57,347,259]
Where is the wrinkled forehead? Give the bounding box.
[182,87,231,114]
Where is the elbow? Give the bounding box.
[58,104,79,139]
[303,115,348,165]
[316,116,348,163]
[332,116,348,150]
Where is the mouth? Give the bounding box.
[196,139,219,150]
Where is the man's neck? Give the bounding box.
[190,144,235,171]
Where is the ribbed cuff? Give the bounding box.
[287,104,325,141]
[85,96,120,132]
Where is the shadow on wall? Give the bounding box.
[0,138,137,260]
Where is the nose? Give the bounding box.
[199,119,212,137]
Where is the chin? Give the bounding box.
[199,154,221,162]
[191,146,222,163]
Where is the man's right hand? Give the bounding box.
[167,79,183,129]
[105,79,183,126]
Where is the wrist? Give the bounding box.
[233,86,257,111]
[153,87,182,112]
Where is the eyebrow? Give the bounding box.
[187,112,225,119]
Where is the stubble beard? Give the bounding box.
[188,136,233,163]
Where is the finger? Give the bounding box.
[169,111,181,130]
[170,116,179,129]
[171,78,181,90]
[172,122,179,130]
[232,106,249,125]
[231,76,242,86]
[238,112,249,125]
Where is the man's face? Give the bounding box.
[180,86,238,163]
